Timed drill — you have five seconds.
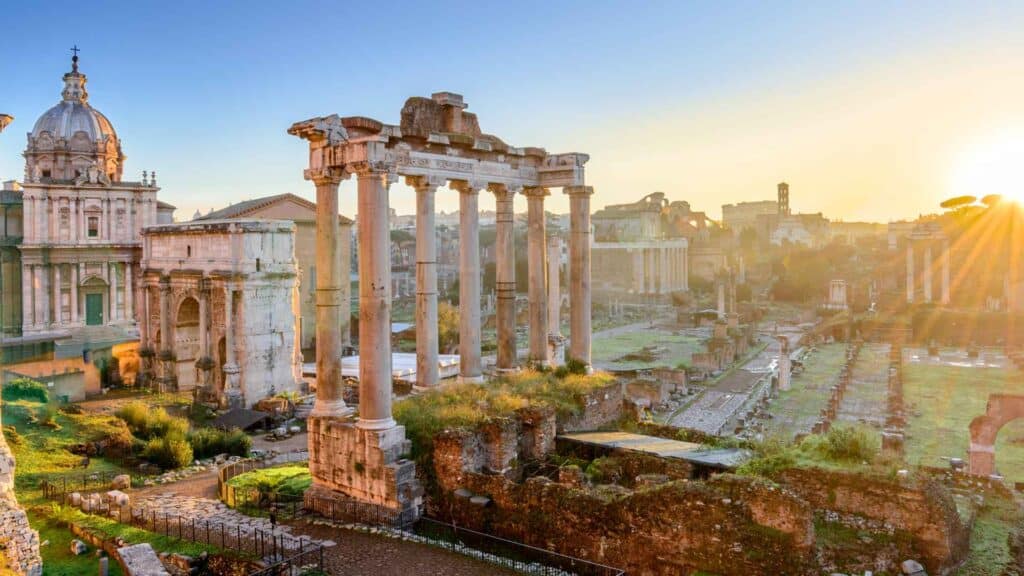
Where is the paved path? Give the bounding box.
[287,521,518,576]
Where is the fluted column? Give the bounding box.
[35,265,48,328]
[491,183,518,372]
[565,186,594,368]
[310,170,353,418]
[159,279,171,350]
[356,164,397,429]
[452,180,484,383]
[524,187,549,363]
[70,264,79,324]
[906,243,915,303]
[198,284,209,359]
[22,264,32,330]
[108,263,117,322]
[632,249,643,293]
[223,283,241,406]
[942,240,951,305]
[407,175,443,388]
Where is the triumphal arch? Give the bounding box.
[290,92,592,518]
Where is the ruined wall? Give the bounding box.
[779,468,970,574]
[434,467,816,575]
[0,425,42,575]
[432,414,816,575]
[558,382,624,432]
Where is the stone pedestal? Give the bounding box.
[306,415,422,522]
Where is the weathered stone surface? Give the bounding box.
[69,539,88,556]
[118,543,170,576]
[901,559,926,574]
[111,474,131,490]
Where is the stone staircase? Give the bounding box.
[54,325,138,358]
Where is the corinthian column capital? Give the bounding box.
[522,186,550,198]
[347,161,397,186]
[487,183,520,201]
[449,179,486,195]
[564,185,594,197]
[405,174,447,192]
[306,167,347,187]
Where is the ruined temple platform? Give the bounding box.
[302,353,460,381]
[557,431,751,472]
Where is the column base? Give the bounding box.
[310,398,355,419]
[306,416,422,524]
[495,367,520,376]
[457,375,485,385]
[356,416,398,431]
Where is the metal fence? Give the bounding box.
[40,470,129,499]
[413,517,625,576]
[218,452,309,518]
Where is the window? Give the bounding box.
[186,245,192,257]
[87,216,99,238]
[41,170,51,178]
[255,258,261,272]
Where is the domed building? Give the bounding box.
[17,53,175,353]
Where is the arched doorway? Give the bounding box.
[80,276,109,326]
[174,297,200,391]
[968,394,1024,476]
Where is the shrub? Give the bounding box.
[36,405,59,429]
[2,378,48,403]
[142,435,194,469]
[115,402,188,440]
[189,427,251,459]
[800,425,879,463]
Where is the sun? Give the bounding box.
[951,130,1024,204]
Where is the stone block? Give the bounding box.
[118,543,171,576]
[111,474,131,490]
[69,539,87,556]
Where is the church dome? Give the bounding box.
[31,98,117,143]
[24,53,126,183]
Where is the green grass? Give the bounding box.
[902,360,1024,480]
[3,400,135,501]
[33,514,125,576]
[591,328,703,370]
[44,504,221,557]
[954,497,1021,576]
[227,464,312,497]
[765,344,848,439]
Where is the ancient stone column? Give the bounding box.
[356,165,397,429]
[452,180,483,383]
[777,336,791,391]
[717,280,726,319]
[923,245,933,303]
[942,240,951,305]
[548,235,564,365]
[223,284,241,407]
[21,264,32,330]
[70,264,78,324]
[565,186,593,368]
[491,183,518,372]
[311,170,352,418]
[632,249,643,293]
[198,285,209,359]
[524,187,549,364]
[35,265,48,327]
[906,243,915,303]
[660,247,668,294]
[158,279,170,342]
[407,175,442,388]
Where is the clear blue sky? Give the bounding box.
[2,1,1023,221]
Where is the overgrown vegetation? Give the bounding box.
[189,427,252,460]
[226,464,311,498]
[115,402,189,440]
[737,425,881,478]
[1,378,48,404]
[394,368,615,466]
[141,435,194,469]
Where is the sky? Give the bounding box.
[2,1,1023,222]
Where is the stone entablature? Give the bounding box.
[140,219,302,407]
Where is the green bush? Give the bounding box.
[189,427,251,459]
[115,402,189,440]
[2,378,49,403]
[799,425,880,463]
[142,435,194,469]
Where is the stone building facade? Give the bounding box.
[140,220,302,408]
[16,55,174,352]
[194,193,353,355]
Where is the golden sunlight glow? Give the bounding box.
[951,129,1024,203]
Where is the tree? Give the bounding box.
[438,302,460,353]
[939,195,976,210]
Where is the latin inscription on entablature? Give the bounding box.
[392,150,539,184]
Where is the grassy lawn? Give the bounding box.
[33,513,125,576]
[591,328,703,370]
[903,361,1024,479]
[765,344,847,440]
[954,496,1022,576]
[227,464,311,497]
